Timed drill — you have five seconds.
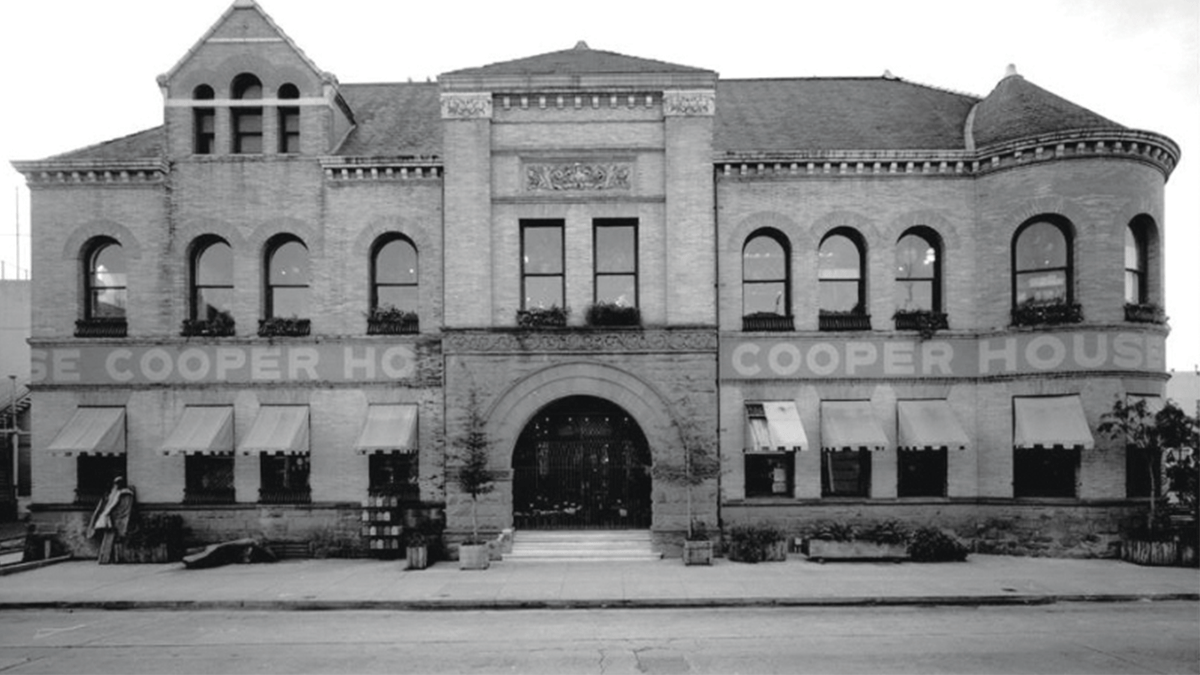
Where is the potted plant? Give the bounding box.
[804,520,910,562]
[727,522,789,563]
[452,389,499,570]
[516,305,569,328]
[651,410,721,563]
[405,529,430,570]
[367,305,419,335]
[257,315,311,337]
[585,302,641,327]
[682,520,713,566]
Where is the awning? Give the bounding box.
[47,407,126,456]
[239,406,309,455]
[820,401,888,451]
[746,401,808,452]
[1013,396,1094,450]
[161,406,234,456]
[897,400,969,451]
[354,404,418,455]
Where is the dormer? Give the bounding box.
[157,0,353,159]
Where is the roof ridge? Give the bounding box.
[44,126,164,161]
[891,75,982,101]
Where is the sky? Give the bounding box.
[0,0,1196,370]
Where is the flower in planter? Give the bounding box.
[1124,302,1167,324]
[181,310,236,337]
[1010,299,1083,327]
[366,305,419,334]
[892,309,948,340]
[809,521,857,542]
[516,305,570,328]
[258,316,311,337]
[585,302,641,327]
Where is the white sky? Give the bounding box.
[1,0,1196,370]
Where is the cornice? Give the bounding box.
[12,159,169,187]
[318,156,443,182]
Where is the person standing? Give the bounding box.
[86,477,135,564]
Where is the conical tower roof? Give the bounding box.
[971,66,1122,147]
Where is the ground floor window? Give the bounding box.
[75,455,126,505]
[745,453,794,497]
[1013,448,1078,498]
[822,450,871,497]
[259,454,311,504]
[897,449,947,497]
[368,453,419,502]
[1125,445,1161,498]
[184,455,235,504]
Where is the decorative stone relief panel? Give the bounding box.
[525,162,632,191]
[663,90,715,117]
[440,93,493,119]
[445,329,716,354]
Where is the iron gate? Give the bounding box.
[512,396,651,529]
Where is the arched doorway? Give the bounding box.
[512,396,652,529]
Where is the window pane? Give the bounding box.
[1015,269,1067,305]
[820,280,860,312]
[237,111,263,133]
[822,450,870,497]
[896,234,936,280]
[743,236,786,281]
[1125,226,1143,271]
[596,275,636,306]
[197,287,233,318]
[93,245,127,289]
[375,239,417,284]
[197,242,232,285]
[271,287,308,318]
[818,235,860,280]
[894,279,934,312]
[523,227,562,274]
[744,281,786,315]
[376,286,418,312]
[524,277,563,309]
[1015,221,1067,271]
[91,289,127,317]
[270,241,308,284]
[596,225,635,273]
[1125,271,1141,305]
[897,449,947,497]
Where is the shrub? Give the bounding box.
[585,302,640,327]
[907,527,969,562]
[809,521,856,542]
[727,523,787,563]
[861,520,910,545]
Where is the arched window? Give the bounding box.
[278,83,300,154]
[819,229,865,313]
[742,230,791,331]
[371,235,418,312]
[1012,218,1072,307]
[231,74,263,154]
[191,238,233,323]
[193,85,215,155]
[265,236,309,319]
[86,239,127,319]
[1125,222,1148,305]
[894,228,941,313]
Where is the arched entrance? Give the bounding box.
[512,396,652,530]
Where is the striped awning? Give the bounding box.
[47,407,126,456]
[820,401,888,452]
[897,400,969,451]
[161,406,234,456]
[1013,396,1094,450]
[354,404,418,455]
[746,401,808,452]
[239,406,309,455]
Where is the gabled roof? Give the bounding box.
[971,69,1122,147]
[442,41,710,78]
[716,77,979,153]
[41,127,164,163]
[335,83,442,158]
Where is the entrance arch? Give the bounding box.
[512,396,651,529]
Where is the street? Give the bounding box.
[0,602,1196,674]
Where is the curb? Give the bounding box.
[0,555,73,577]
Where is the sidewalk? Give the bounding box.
[1,554,1196,610]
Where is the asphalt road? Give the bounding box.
[0,602,1196,674]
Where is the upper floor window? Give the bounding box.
[265,236,309,319]
[190,238,233,322]
[521,220,564,310]
[193,85,215,155]
[278,84,300,154]
[894,228,941,313]
[1012,218,1072,307]
[86,239,127,319]
[743,230,789,314]
[818,229,865,314]
[231,73,263,154]
[1125,222,1148,305]
[594,219,637,307]
[371,235,418,313]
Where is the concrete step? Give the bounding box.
[508,530,660,562]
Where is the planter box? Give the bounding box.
[458,543,490,570]
[112,543,172,564]
[1121,539,1199,567]
[683,540,713,566]
[806,539,908,563]
[406,545,428,570]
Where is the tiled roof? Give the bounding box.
[442,42,710,78]
[971,73,1121,147]
[715,78,979,153]
[335,82,441,157]
[43,127,164,162]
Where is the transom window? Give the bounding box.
[191,238,233,322]
[86,239,127,319]
[371,235,418,313]
[521,220,564,309]
[819,229,865,313]
[894,228,941,312]
[742,230,790,316]
[594,219,638,307]
[266,236,309,318]
[1125,222,1148,305]
[232,73,263,154]
[278,83,300,154]
[1013,218,1072,306]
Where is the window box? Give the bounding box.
[257,487,312,504]
[742,312,794,332]
[366,307,419,335]
[1124,302,1166,325]
[585,302,641,327]
[183,488,236,505]
[75,317,127,338]
[1010,300,1083,327]
[892,310,948,339]
[181,313,236,337]
[257,317,311,337]
[819,311,871,332]
[516,305,569,328]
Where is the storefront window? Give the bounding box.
[259,455,310,504]
[745,454,794,498]
[821,450,870,497]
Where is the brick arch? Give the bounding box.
[724,211,804,253]
[350,216,436,261]
[61,221,143,262]
[885,209,963,252]
[999,196,1089,242]
[809,209,883,245]
[246,218,319,257]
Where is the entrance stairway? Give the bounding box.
[506,530,660,562]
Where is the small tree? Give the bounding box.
[452,390,498,545]
[1099,397,1199,533]
[652,413,721,540]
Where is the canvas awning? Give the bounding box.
[820,401,888,451]
[354,404,418,455]
[897,400,969,451]
[1013,396,1094,450]
[47,407,126,456]
[161,406,234,456]
[238,406,309,455]
[746,401,808,452]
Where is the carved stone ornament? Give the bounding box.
[526,162,631,191]
[664,90,715,116]
[440,93,493,119]
[445,329,717,354]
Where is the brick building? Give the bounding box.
[13,1,1179,558]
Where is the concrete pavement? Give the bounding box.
[0,553,1196,610]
